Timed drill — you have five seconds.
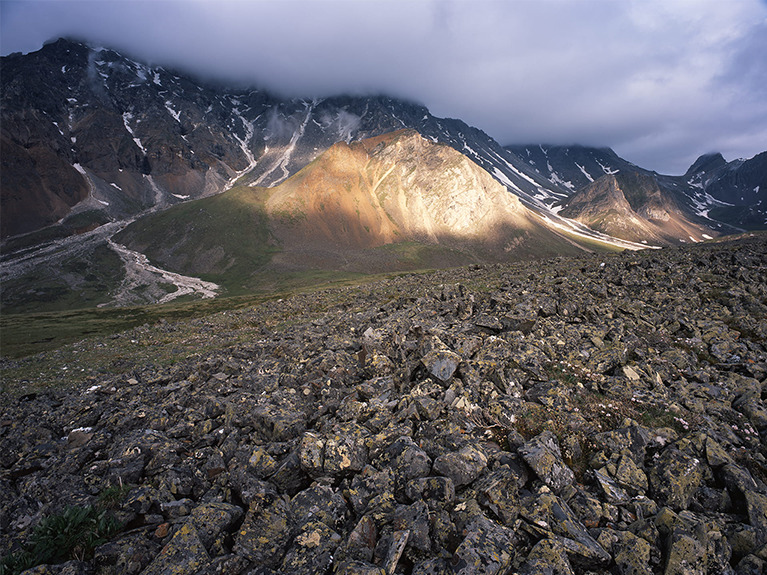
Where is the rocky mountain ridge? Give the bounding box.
[1,233,767,574]
[4,37,755,247]
[2,37,765,315]
[1,38,556,241]
[112,129,594,292]
[508,145,767,231]
[558,172,714,245]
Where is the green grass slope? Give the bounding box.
[114,186,278,295]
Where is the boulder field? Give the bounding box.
[2,234,767,574]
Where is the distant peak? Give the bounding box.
[686,152,726,176]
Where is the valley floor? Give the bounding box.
[1,234,767,574]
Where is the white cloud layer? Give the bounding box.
[2,0,765,174]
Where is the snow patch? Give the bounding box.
[595,159,618,175]
[172,193,190,200]
[164,100,181,122]
[575,163,594,182]
[110,183,122,190]
[122,112,146,154]
[253,100,316,186]
[225,108,259,190]
[492,167,523,193]
[549,171,575,190]
[702,234,713,240]
[73,163,87,176]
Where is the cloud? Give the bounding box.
[2,0,766,174]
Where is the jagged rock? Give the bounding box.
[520,537,575,575]
[252,404,306,442]
[187,502,243,551]
[392,500,431,551]
[291,483,348,530]
[735,554,766,575]
[597,528,653,575]
[233,493,292,567]
[518,431,575,493]
[338,515,377,564]
[420,349,462,384]
[648,448,704,510]
[336,561,386,575]
[280,520,341,575]
[744,490,767,547]
[324,428,369,475]
[664,525,706,575]
[521,488,611,569]
[431,444,487,488]
[381,436,432,489]
[450,514,516,575]
[140,522,212,575]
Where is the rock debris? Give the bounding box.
[2,234,767,574]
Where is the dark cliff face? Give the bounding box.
[685,152,727,177]
[1,39,270,236]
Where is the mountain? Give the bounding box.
[2,38,766,312]
[684,151,767,229]
[505,144,637,195]
[510,144,767,231]
[113,130,588,294]
[558,171,715,244]
[0,38,558,242]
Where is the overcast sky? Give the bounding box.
[2,0,766,175]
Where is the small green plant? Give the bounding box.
[97,482,131,510]
[0,505,122,575]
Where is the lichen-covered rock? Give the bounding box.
[233,493,292,567]
[406,476,455,508]
[521,488,611,569]
[648,448,704,510]
[518,431,575,493]
[140,522,211,575]
[451,515,516,575]
[431,444,487,488]
[664,525,706,575]
[280,520,342,575]
[597,528,653,575]
[335,560,386,575]
[252,404,307,442]
[324,429,369,475]
[380,436,432,489]
[2,235,767,575]
[420,349,462,384]
[744,490,767,547]
[475,465,520,526]
[291,483,348,530]
[519,537,575,575]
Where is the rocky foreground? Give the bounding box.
[2,234,767,575]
